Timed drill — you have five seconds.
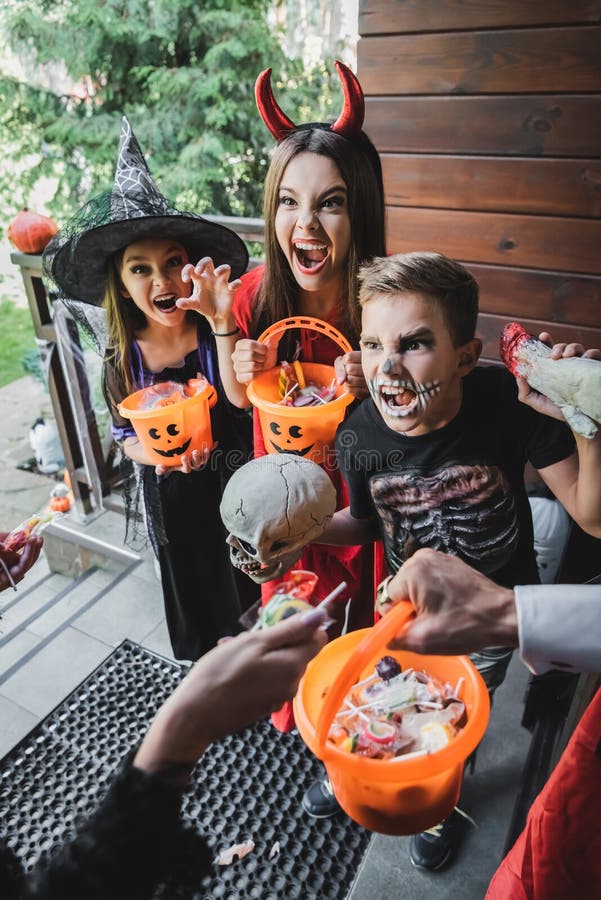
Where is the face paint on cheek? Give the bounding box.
[373,372,442,420]
[367,376,380,406]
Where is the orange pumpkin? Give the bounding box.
[7,208,59,254]
[50,495,71,513]
[268,420,315,458]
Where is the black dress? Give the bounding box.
[0,759,211,899]
[102,320,258,660]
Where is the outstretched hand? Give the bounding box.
[133,608,328,775]
[176,257,241,330]
[517,332,601,423]
[380,549,517,656]
[0,533,43,592]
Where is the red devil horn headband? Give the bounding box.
[255,60,365,142]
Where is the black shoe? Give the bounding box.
[409,809,470,871]
[302,776,341,818]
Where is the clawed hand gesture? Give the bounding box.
[176,257,241,328]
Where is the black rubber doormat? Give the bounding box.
[0,640,371,898]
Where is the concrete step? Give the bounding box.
[0,550,172,759]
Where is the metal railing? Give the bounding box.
[11,215,265,522]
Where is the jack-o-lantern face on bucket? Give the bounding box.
[148,422,191,458]
[269,421,314,457]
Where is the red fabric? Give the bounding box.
[486,687,601,899]
[233,266,383,732]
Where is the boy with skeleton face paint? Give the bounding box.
[318,250,601,871]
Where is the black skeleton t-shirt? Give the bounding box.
[336,366,575,588]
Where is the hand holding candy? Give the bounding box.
[133,609,328,774]
[0,532,43,592]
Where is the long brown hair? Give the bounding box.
[103,250,146,395]
[252,128,386,347]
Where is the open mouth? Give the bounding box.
[293,242,328,273]
[153,294,178,313]
[377,379,420,417]
[154,438,191,457]
[235,557,283,583]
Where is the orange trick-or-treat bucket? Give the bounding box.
[294,601,490,835]
[118,377,217,467]
[246,316,354,464]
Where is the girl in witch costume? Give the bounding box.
[176,62,388,738]
[43,117,258,661]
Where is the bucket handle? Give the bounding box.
[205,384,218,408]
[257,316,353,356]
[315,599,416,759]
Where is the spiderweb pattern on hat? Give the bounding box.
[43,116,248,306]
[112,117,174,219]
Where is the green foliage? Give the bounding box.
[0,299,37,387]
[0,0,341,228]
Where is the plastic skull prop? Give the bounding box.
[220,454,337,583]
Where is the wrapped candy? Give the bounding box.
[253,571,346,631]
[277,360,337,408]
[137,377,210,411]
[1,512,57,553]
[329,659,466,760]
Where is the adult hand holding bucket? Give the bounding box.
[293,599,490,835]
[245,316,355,464]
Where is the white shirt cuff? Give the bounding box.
[515,584,601,675]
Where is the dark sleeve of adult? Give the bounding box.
[18,759,212,900]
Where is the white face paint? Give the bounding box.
[360,292,468,436]
[219,454,337,583]
[367,369,441,419]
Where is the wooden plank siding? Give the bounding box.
[359,28,601,94]
[366,96,601,156]
[386,208,601,274]
[358,2,601,362]
[359,0,601,34]
[381,156,601,216]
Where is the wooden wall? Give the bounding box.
[358,0,601,362]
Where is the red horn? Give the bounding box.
[255,68,296,141]
[330,60,365,139]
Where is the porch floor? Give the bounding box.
[0,375,532,898]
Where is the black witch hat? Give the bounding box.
[43,117,248,306]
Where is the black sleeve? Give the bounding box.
[525,411,576,471]
[335,409,377,520]
[496,368,576,469]
[18,758,212,900]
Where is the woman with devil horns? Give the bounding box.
[176,61,388,817]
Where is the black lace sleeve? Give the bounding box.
[5,758,212,900]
